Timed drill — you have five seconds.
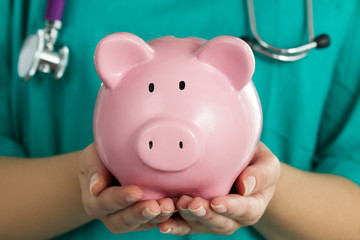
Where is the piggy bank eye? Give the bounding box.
[148,83,155,92]
[179,81,185,90]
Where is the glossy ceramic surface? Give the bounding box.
[93,33,262,200]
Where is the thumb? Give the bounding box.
[236,142,280,196]
[79,143,115,196]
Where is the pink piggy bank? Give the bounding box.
[93,32,262,200]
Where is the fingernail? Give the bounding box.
[160,206,173,216]
[211,204,227,213]
[89,172,100,196]
[125,194,142,203]
[160,227,172,234]
[179,206,191,214]
[142,208,160,219]
[190,205,206,217]
[243,176,256,196]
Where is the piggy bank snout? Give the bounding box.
[136,120,201,172]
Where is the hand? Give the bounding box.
[78,143,176,234]
[157,142,280,235]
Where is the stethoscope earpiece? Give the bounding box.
[314,34,331,49]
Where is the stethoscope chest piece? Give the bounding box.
[18,0,68,81]
[18,29,69,81]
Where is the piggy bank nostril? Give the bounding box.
[179,81,185,90]
[179,141,183,149]
[149,141,153,149]
[148,83,155,93]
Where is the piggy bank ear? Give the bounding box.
[94,32,154,89]
[196,36,255,91]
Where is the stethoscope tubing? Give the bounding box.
[243,0,330,62]
[45,0,66,21]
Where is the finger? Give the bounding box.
[176,195,198,222]
[79,143,113,196]
[79,144,144,217]
[87,185,143,217]
[236,142,280,196]
[158,217,192,235]
[105,199,161,234]
[211,194,268,225]
[187,197,238,234]
[159,198,176,216]
[148,198,175,224]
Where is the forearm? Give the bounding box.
[0,152,92,240]
[254,163,360,240]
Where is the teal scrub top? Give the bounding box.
[1,0,360,239]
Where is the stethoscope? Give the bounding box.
[241,0,330,62]
[17,0,331,81]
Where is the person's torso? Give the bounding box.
[3,0,355,239]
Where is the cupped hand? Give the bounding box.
[157,142,280,235]
[78,143,176,234]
